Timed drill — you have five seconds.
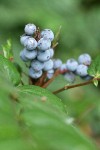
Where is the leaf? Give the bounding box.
[2,39,13,60]
[52,26,62,48]
[19,95,97,150]
[0,80,34,150]
[93,79,98,87]
[18,85,66,113]
[18,85,98,150]
[88,55,100,78]
[0,76,98,150]
[0,55,20,85]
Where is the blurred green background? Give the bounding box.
[0,0,100,147]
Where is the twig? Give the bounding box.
[53,78,100,94]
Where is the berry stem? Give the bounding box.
[34,27,41,41]
[42,69,60,88]
[53,78,100,94]
[35,72,47,86]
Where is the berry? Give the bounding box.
[53,59,62,69]
[24,37,37,50]
[20,34,30,45]
[47,69,54,79]
[29,67,42,79]
[40,29,54,41]
[76,64,88,77]
[37,50,51,62]
[20,50,29,62]
[47,73,54,79]
[37,38,51,51]
[31,59,44,71]
[44,59,53,71]
[59,64,67,73]
[48,48,54,58]
[24,23,36,35]
[78,53,91,65]
[23,48,37,60]
[64,72,75,83]
[66,59,78,72]
[47,69,54,74]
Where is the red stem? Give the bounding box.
[53,78,100,94]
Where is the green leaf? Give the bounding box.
[52,26,61,48]
[18,85,97,150]
[0,55,20,85]
[0,76,98,150]
[88,55,100,78]
[0,79,34,150]
[18,85,66,113]
[93,79,98,87]
[2,39,13,60]
[19,95,97,150]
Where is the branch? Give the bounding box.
[53,78,100,94]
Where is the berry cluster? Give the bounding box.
[20,23,92,85]
[60,53,92,83]
[20,23,55,79]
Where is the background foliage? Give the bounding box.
[0,0,100,149]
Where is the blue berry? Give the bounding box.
[24,37,37,50]
[23,48,37,60]
[20,50,29,62]
[53,59,62,69]
[66,59,78,72]
[47,73,54,79]
[31,59,44,71]
[24,23,36,35]
[41,29,54,41]
[47,69,54,79]
[20,34,30,45]
[29,67,42,79]
[47,69,54,74]
[59,64,67,72]
[44,59,53,71]
[76,64,88,77]
[78,53,91,65]
[37,38,51,51]
[48,48,54,58]
[64,72,75,83]
[37,50,51,62]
